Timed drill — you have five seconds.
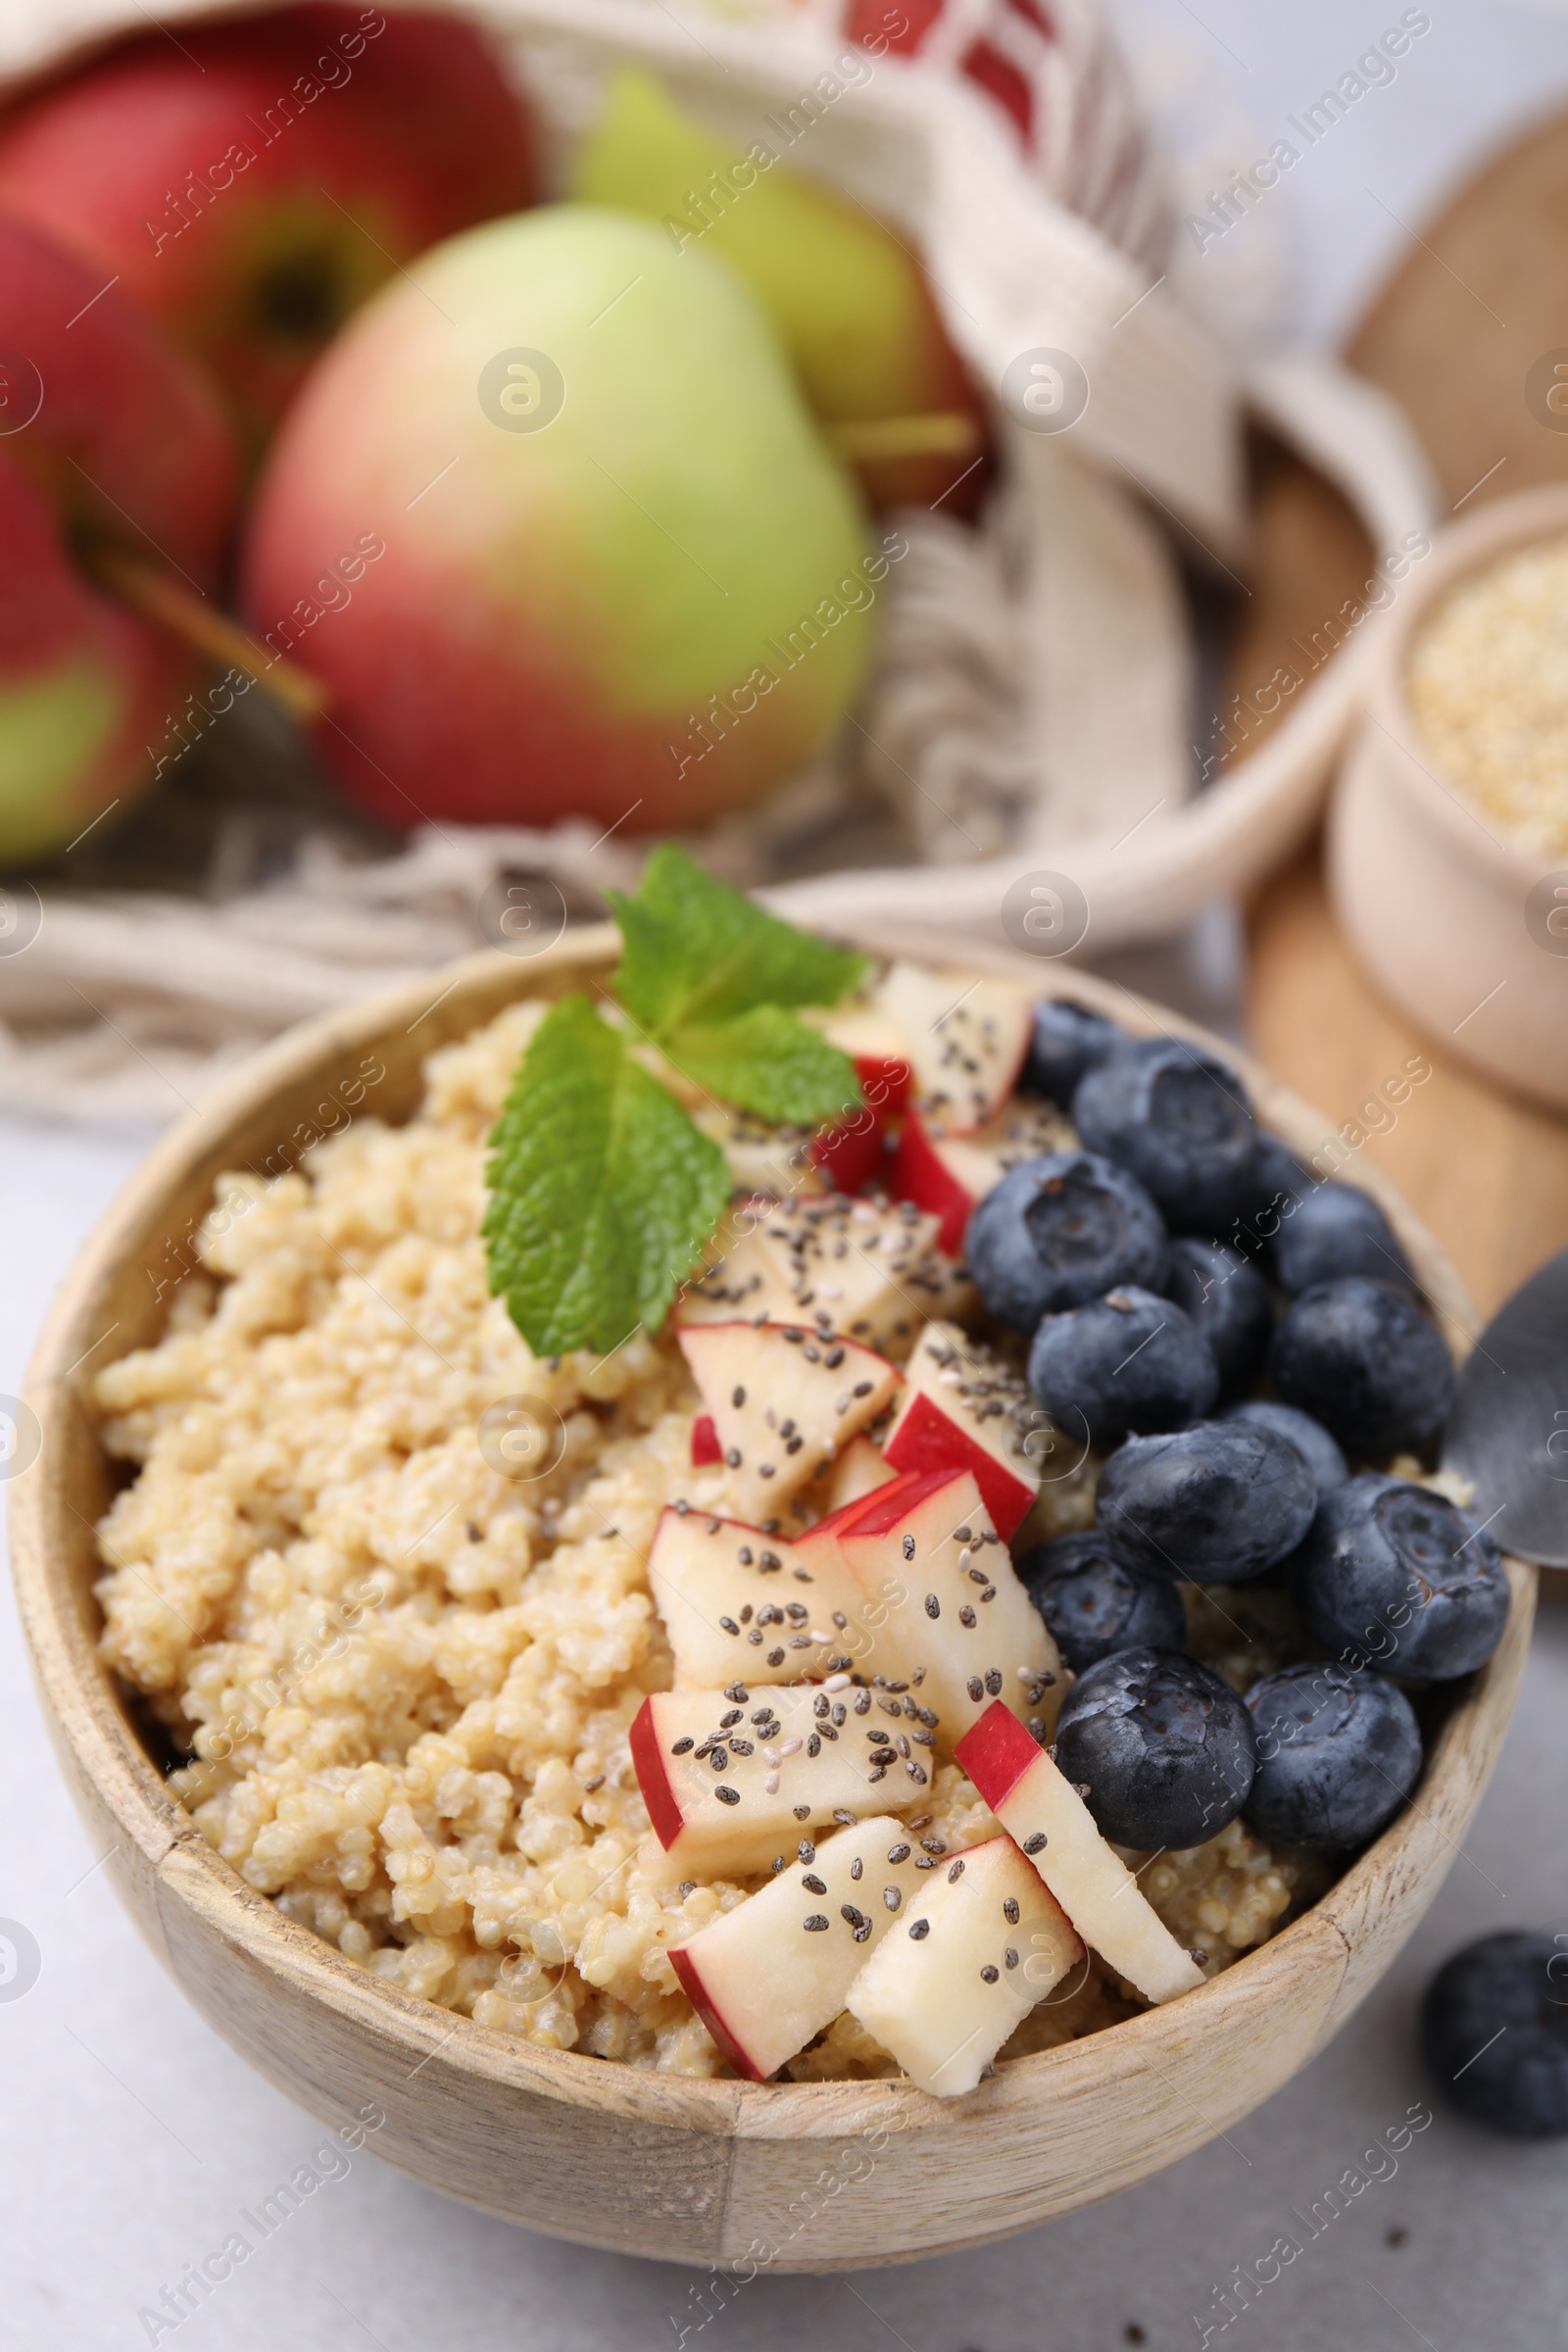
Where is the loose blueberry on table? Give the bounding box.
[1421,1935,1568,2138]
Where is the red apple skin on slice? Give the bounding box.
[813,1007,911,1118]
[691,1414,721,1466]
[846,1835,1082,2095]
[808,1109,886,1196]
[669,1814,928,2080]
[955,1702,1204,2005]
[881,1322,1048,1541]
[632,1687,920,1878]
[840,1469,1062,1746]
[883,1393,1035,1543]
[890,1101,1078,1253]
[889,1112,976,1255]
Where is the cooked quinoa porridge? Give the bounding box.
[1406,532,1568,858]
[91,992,1324,2081]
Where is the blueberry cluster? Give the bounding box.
[996,1001,1512,1859]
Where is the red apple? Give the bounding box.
[0,218,237,862]
[0,5,535,451]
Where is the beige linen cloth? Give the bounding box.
[0,0,1433,1118]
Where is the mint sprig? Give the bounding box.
[484,850,867,1357]
[610,845,865,1122]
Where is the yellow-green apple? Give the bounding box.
[241,206,880,829]
[571,69,985,510]
[0,5,535,453]
[0,218,237,863]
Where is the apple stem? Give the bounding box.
[825,411,983,465]
[88,545,329,724]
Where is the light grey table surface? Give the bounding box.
[7,6,1568,2346]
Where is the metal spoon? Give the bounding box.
[1442,1247,1568,1567]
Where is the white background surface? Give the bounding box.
[7,5,1568,2346]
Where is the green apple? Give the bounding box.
[243,206,881,828]
[571,68,984,509]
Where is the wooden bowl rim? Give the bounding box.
[10,932,1531,2140]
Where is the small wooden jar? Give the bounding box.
[1332,484,1568,1111]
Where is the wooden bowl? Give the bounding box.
[9,935,1534,2270]
[1332,485,1568,1112]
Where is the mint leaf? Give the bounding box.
[483,995,730,1356]
[662,1005,862,1126]
[611,843,865,1036]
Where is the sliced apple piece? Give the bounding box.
[841,1468,1062,1746]
[690,1102,825,1200]
[873,961,1032,1135]
[669,1813,928,2080]
[647,1505,863,1686]
[677,1320,902,1521]
[891,1099,1076,1253]
[955,1700,1205,2005]
[809,1433,899,1518]
[882,1321,1051,1541]
[805,1004,913,1192]
[632,1684,921,1877]
[846,1834,1082,2095]
[814,1003,913,1117]
[678,1192,947,1361]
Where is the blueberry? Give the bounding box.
[1272,1183,1413,1296]
[1097,1419,1316,1584]
[1222,1400,1348,1502]
[966,1152,1167,1333]
[1027,1286,1219,1449]
[1160,1237,1272,1399]
[1072,1039,1256,1233]
[1054,1646,1256,1849]
[1216,1132,1313,1259]
[1022,998,1121,1107]
[1014,1530,1186,1672]
[1293,1473,1512,1683]
[1422,1934,1568,2137]
[1243,1663,1422,1848]
[1269,1278,1454,1458]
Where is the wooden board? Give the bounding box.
[1239,107,1568,1319]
